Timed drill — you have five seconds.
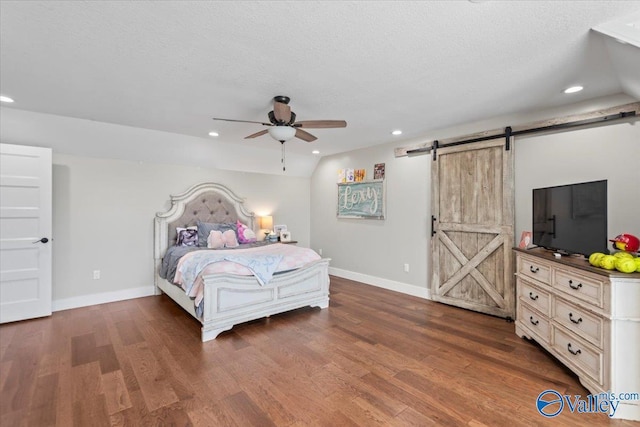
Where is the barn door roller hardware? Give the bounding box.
[407,109,637,159]
[505,126,512,151]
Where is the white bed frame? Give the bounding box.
[154,182,330,341]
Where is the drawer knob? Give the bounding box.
[529,316,539,326]
[567,343,582,356]
[568,280,582,290]
[569,313,583,324]
[529,266,539,273]
[529,292,539,301]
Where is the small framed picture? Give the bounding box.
[280,231,292,242]
[273,224,287,239]
[519,231,532,249]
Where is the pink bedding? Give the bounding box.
[174,243,321,309]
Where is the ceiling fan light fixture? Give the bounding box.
[268,125,296,142]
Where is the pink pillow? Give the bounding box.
[222,229,239,248]
[207,230,224,249]
[236,220,257,244]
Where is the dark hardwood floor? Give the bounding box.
[1,276,637,426]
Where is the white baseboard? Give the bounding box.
[329,267,430,299]
[52,285,156,312]
[51,270,429,312]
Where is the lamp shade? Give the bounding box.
[259,215,273,230]
[268,126,296,142]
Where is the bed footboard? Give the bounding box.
[200,259,330,341]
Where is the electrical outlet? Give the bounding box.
[404,263,410,273]
[93,270,101,280]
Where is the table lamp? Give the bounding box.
[259,215,273,240]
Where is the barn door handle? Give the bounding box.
[431,216,436,237]
[32,237,49,244]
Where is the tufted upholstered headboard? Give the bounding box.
[167,193,241,245]
[154,183,255,268]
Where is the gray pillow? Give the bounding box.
[197,221,237,247]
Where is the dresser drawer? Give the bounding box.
[552,326,603,385]
[519,257,551,285]
[518,280,551,316]
[518,302,550,343]
[553,270,604,309]
[553,298,604,347]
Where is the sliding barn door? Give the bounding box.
[431,138,514,318]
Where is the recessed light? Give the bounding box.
[564,86,583,94]
[391,130,402,136]
[0,95,15,103]
[208,131,219,137]
[312,150,320,155]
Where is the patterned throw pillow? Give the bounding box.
[176,226,198,246]
[236,220,257,244]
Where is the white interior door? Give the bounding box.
[0,143,52,323]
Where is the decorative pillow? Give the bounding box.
[207,230,225,249]
[176,226,198,246]
[207,229,239,249]
[222,229,239,248]
[197,221,237,247]
[236,220,257,244]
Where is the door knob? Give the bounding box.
[32,237,49,244]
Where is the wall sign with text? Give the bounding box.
[337,180,385,219]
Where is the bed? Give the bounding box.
[154,182,330,341]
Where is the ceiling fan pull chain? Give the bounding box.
[281,141,286,172]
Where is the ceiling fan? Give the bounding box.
[212,95,347,143]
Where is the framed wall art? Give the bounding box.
[337,180,385,219]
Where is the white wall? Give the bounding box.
[0,108,313,309]
[311,144,431,298]
[51,154,310,307]
[514,121,640,248]
[310,94,638,297]
[0,107,320,177]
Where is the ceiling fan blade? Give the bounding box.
[213,117,271,126]
[294,120,347,129]
[273,101,292,123]
[244,129,269,139]
[295,128,317,142]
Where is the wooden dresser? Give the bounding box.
[514,247,640,420]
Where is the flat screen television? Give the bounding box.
[532,180,608,257]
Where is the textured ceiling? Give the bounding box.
[1,1,639,164]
